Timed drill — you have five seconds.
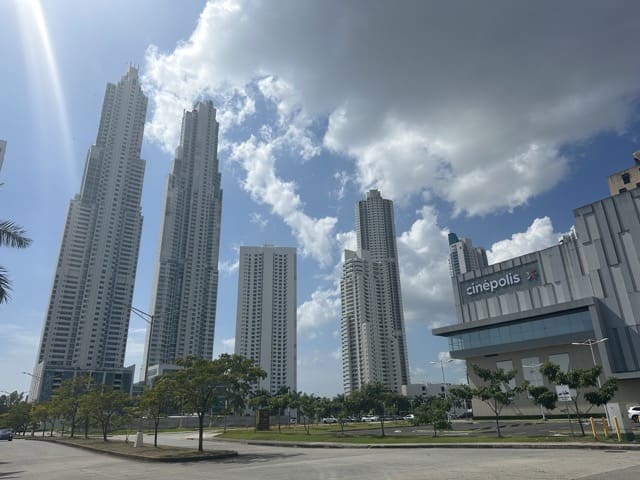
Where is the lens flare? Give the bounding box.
[16,0,75,186]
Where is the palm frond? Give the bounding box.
[0,220,32,248]
[0,266,10,304]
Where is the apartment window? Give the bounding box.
[622,173,631,184]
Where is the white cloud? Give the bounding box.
[298,287,340,335]
[142,0,639,216]
[230,136,337,266]
[397,206,455,328]
[487,216,566,264]
[219,259,239,274]
[248,212,268,230]
[220,337,235,354]
[333,170,351,201]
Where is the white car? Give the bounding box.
[361,415,379,422]
[321,417,338,424]
[403,414,415,421]
[627,405,640,422]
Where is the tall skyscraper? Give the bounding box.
[142,101,222,382]
[30,67,147,401]
[448,232,488,277]
[341,190,410,394]
[235,245,297,395]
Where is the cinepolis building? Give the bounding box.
[434,165,640,418]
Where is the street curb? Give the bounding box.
[213,437,640,451]
[25,437,239,462]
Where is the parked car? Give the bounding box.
[403,414,415,421]
[627,405,640,422]
[321,417,338,424]
[361,415,379,422]
[0,429,13,441]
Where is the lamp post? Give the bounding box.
[430,358,454,397]
[571,337,610,425]
[130,306,154,386]
[522,363,546,421]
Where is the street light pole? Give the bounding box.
[571,337,610,425]
[430,358,454,397]
[523,363,546,421]
[130,306,154,386]
[570,338,608,388]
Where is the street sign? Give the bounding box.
[556,384,572,402]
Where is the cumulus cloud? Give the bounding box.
[487,216,567,264]
[248,212,268,230]
[230,136,337,266]
[220,337,235,354]
[397,206,455,328]
[144,0,640,216]
[298,287,341,335]
[219,259,239,274]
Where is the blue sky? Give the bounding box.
[1,0,639,398]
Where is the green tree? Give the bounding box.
[136,376,175,447]
[0,390,24,414]
[32,401,58,437]
[528,385,558,416]
[465,364,528,437]
[269,386,292,432]
[51,375,94,437]
[0,220,32,304]
[174,355,266,451]
[81,386,130,441]
[414,396,452,437]
[297,393,319,434]
[248,388,272,410]
[349,383,393,437]
[6,401,31,435]
[540,362,617,435]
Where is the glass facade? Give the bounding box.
[449,308,593,352]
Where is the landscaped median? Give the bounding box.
[213,423,640,449]
[26,436,238,462]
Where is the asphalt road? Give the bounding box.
[2,433,640,480]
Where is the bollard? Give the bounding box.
[601,417,609,439]
[613,416,622,442]
[134,431,144,448]
[589,417,598,440]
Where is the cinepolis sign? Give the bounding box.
[461,262,540,300]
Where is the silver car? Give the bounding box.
[627,405,640,423]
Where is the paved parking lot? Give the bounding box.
[3,432,640,480]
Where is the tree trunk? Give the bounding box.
[154,417,160,447]
[573,400,585,435]
[198,414,204,452]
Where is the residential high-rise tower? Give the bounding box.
[341,190,410,394]
[448,232,488,277]
[142,101,223,382]
[30,67,147,400]
[235,245,297,395]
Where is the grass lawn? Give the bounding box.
[216,424,612,444]
[28,436,237,461]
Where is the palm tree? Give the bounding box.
[0,220,32,303]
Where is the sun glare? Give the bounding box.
[16,0,75,186]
